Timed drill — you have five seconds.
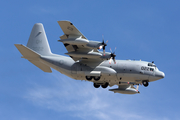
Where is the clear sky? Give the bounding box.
[1,0,180,120]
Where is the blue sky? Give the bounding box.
[1,0,180,120]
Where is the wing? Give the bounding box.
[58,21,87,40]
[58,21,109,63]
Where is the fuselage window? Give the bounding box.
[150,68,154,71]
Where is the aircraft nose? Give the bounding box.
[162,72,165,78]
[155,71,165,78]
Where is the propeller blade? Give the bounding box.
[109,47,116,64]
[110,48,112,53]
[103,49,105,56]
[103,45,105,50]
[100,35,108,55]
[109,57,112,64]
[113,58,116,64]
[113,47,116,53]
[106,40,108,44]
[99,35,107,51]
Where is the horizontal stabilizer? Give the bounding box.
[14,44,40,60]
[14,44,52,73]
[29,60,52,73]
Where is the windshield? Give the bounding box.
[148,63,156,67]
[150,68,154,71]
[148,63,159,71]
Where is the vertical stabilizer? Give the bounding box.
[27,23,52,55]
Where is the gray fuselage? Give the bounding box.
[40,54,164,86]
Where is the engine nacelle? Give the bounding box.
[109,88,140,94]
[59,38,89,45]
[86,41,102,48]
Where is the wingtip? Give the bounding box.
[57,20,71,23]
[14,44,23,47]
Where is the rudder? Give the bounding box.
[27,23,52,55]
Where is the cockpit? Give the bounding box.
[148,63,156,67]
[148,63,159,71]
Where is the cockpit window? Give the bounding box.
[148,63,156,67]
[150,68,154,71]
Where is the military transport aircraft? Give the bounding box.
[15,21,165,94]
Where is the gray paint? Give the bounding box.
[15,22,165,94]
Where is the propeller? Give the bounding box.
[109,47,116,64]
[99,35,108,56]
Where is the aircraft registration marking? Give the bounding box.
[36,39,42,44]
[141,66,150,71]
[67,26,73,31]
[32,47,44,51]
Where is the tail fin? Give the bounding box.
[27,23,52,55]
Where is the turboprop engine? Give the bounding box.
[59,38,102,49]
[59,38,108,52]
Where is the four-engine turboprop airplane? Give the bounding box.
[15,21,165,94]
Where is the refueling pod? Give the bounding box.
[109,85,140,94]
